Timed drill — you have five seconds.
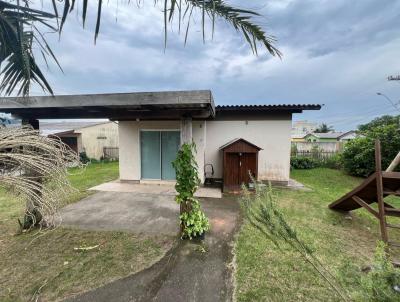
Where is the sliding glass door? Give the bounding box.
[140,130,180,180]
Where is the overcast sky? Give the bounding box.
[30,0,400,131]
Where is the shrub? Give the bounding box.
[79,151,90,164]
[342,124,400,177]
[290,156,320,169]
[321,153,343,170]
[172,143,209,239]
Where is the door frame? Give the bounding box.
[139,129,180,180]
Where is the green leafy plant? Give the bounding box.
[241,180,349,301]
[290,156,320,169]
[172,142,209,239]
[321,153,343,170]
[359,241,400,301]
[342,123,400,177]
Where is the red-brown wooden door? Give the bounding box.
[224,153,257,188]
[239,153,257,185]
[225,153,240,187]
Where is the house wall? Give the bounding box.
[339,132,357,141]
[119,114,292,184]
[205,113,292,183]
[77,122,119,159]
[118,120,206,182]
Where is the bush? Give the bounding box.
[79,151,90,164]
[342,124,400,177]
[321,153,343,170]
[290,156,320,169]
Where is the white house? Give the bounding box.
[0,90,320,190]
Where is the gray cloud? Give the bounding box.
[28,1,400,130]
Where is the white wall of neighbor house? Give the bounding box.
[118,120,205,182]
[76,122,119,159]
[204,113,293,182]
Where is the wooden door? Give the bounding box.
[239,153,257,185]
[224,153,240,187]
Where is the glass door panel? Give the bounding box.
[140,131,161,179]
[161,131,180,180]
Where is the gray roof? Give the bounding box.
[307,132,344,139]
[216,104,321,114]
[40,121,109,136]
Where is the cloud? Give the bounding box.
[28,0,400,130]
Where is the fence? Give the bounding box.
[103,147,119,160]
[292,150,338,159]
[291,142,343,159]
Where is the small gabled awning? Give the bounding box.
[220,138,262,153]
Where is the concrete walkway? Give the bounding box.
[65,196,241,302]
[89,180,222,199]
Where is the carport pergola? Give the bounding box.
[0,90,215,144]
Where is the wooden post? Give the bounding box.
[376,139,389,243]
[180,117,192,145]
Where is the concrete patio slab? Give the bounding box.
[89,180,222,199]
[61,191,179,236]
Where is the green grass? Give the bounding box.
[0,161,174,302]
[235,168,400,302]
[67,161,120,204]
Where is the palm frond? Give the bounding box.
[57,0,280,56]
[0,1,58,96]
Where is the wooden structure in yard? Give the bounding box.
[329,140,400,247]
[220,138,261,192]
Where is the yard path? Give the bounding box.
[66,196,241,302]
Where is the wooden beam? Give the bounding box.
[376,139,389,243]
[352,196,379,219]
[386,151,400,172]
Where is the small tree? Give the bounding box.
[172,143,209,239]
[0,126,81,230]
[315,123,334,133]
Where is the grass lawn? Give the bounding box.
[235,168,400,302]
[0,161,174,302]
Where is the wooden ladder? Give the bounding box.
[375,140,400,264]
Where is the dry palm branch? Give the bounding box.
[0,126,81,230]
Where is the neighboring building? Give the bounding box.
[303,131,361,143]
[0,90,321,189]
[291,134,308,142]
[291,120,318,136]
[40,121,119,160]
[0,113,20,127]
[337,130,360,142]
